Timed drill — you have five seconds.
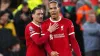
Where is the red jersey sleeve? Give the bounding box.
[68,21,81,56]
[26,25,50,45]
[41,23,48,35]
[44,41,52,54]
[68,20,75,36]
[41,22,53,54]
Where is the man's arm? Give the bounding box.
[42,23,59,56]
[44,41,59,56]
[69,34,81,56]
[26,23,58,45]
[44,41,52,54]
[68,20,81,56]
[30,31,50,45]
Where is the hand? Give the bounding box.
[10,44,20,52]
[0,53,3,56]
[51,51,59,56]
[48,23,59,33]
[20,13,27,21]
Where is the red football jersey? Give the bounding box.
[42,17,75,56]
[25,22,51,56]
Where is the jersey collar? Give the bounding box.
[31,22,40,27]
[50,16,62,22]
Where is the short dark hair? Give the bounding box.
[22,2,28,6]
[0,11,8,18]
[38,4,46,10]
[31,7,42,14]
[49,0,59,6]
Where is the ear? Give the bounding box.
[58,7,60,12]
[32,14,34,18]
[49,8,50,13]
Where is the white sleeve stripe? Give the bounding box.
[41,34,45,36]
[30,33,40,37]
[69,32,75,35]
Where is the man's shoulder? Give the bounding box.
[26,22,32,26]
[25,22,36,32]
[26,22,33,29]
[7,20,14,24]
[15,10,22,15]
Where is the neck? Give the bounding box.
[33,20,40,26]
[51,16,60,21]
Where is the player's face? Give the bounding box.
[49,3,59,19]
[88,14,96,23]
[32,9,43,23]
[22,5,29,13]
[0,13,9,24]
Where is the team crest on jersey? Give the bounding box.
[61,26,64,30]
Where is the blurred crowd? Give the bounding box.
[0,0,100,56]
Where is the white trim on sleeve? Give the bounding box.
[69,32,75,35]
[30,33,40,37]
[41,34,45,36]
